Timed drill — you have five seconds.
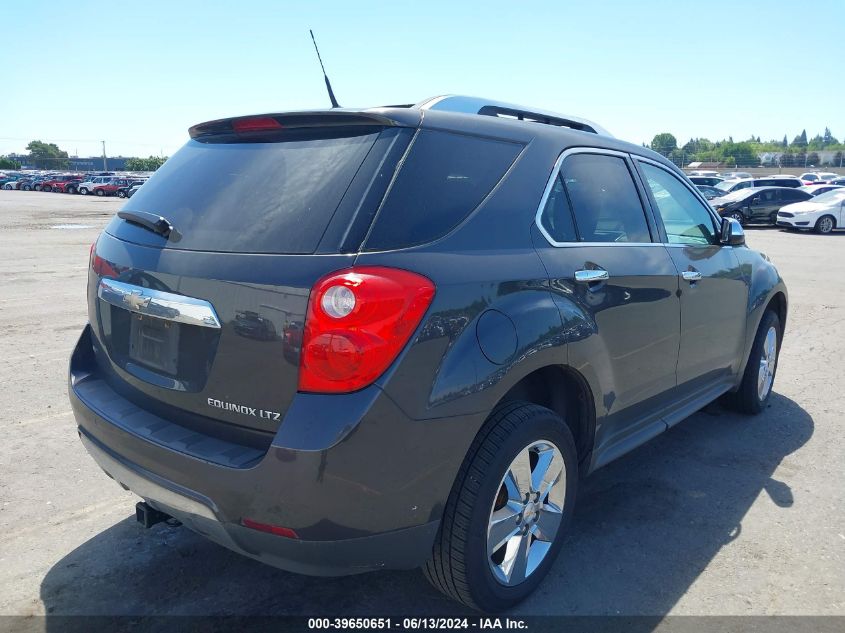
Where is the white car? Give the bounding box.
[799,171,840,185]
[77,176,113,195]
[776,188,845,234]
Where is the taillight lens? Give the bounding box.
[298,267,436,393]
[232,116,283,133]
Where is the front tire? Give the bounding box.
[79,187,88,195]
[729,310,781,414]
[729,211,745,226]
[117,190,126,198]
[424,402,578,612]
[815,215,835,234]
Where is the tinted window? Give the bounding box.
[640,162,716,245]
[539,175,577,242]
[110,130,382,254]
[783,189,810,201]
[365,130,521,250]
[560,153,651,243]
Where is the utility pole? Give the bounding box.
[101,141,107,171]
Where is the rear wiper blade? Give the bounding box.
[117,210,180,240]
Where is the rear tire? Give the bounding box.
[117,190,126,198]
[67,185,77,195]
[814,215,835,234]
[728,310,781,415]
[23,185,31,191]
[95,188,104,197]
[423,401,578,612]
[42,185,52,192]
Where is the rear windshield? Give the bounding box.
[108,129,382,254]
[364,130,522,250]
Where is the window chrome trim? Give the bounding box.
[98,278,222,329]
[534,147,663,248]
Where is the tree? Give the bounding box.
[822,127,839,146]
[782,135,788,148]
[806,152,820,167]
[0,157,21,170]
[650,133,677,157]
[26,140,69,169]
[124,156,168,172]
[792,130,808,147]
[834,151,844,168]
[780,151,794,167]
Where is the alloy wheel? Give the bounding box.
[487,440,565,586]
[757,326,777,401]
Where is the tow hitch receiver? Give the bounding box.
[136,501,171,528]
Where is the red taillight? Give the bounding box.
[298,267,436,393]
[241,518,298,539]
[231,117,283,133]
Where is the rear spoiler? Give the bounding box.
[189,110,420,139]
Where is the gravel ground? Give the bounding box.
[0,190,842,619]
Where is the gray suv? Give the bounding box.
[70,95,787,611]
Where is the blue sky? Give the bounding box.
[3,0,844,158]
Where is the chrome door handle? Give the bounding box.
[98,278,222,329]
[575,269,610,283]
[682,270,703,282]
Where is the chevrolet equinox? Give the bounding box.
[70,95,788,611]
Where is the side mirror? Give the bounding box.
[720,217,745,246]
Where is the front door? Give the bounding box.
[533,150,681,463]
[635,160,749,400]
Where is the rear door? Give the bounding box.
[533,149,681,461]
[635,159,748,400]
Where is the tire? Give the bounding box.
[728,310,781,415]
[423,401,578,612]
[117,190,126,198]
[79,187,88,195]
[729,211,745,226]
[814,215,835,234]
[42,185,52,193]
[3,184,11,190]
[95,188,105,197]
[66,185,76,195]
[34,185,41,191]
[23,185,31,191]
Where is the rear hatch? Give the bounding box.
[87,112,415,446]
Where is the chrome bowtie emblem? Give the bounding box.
[123,290,151,311]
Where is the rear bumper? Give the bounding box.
[77,428,438,576]
[69,325,478,576]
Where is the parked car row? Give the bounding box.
[0,171,146,197]
[709,185,845,234]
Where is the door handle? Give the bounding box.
[575,269,610,283]
[682,270,703,282]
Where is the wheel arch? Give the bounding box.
[496,364,596,474]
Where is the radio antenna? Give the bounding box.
[309,29,341,108]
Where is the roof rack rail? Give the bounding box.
[415,95,612,137]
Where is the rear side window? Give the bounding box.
[560,153,651,243]
[364,130,521,250]
[109,129,382,254]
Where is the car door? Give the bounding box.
[635,159,748,403]
[532,149,681,464]
[747,189,778,222]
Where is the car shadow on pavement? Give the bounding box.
[39,393,812,619]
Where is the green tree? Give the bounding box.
[0,157,21,170]
[780,151,794,167]
[792,130,808,147]
[806,152,820,167]
[124,156,168,171]
[822,127,839,146]
[650,132,677,157]
[833,151,843,168]
[781,135,788,147]
[26,140,69,169]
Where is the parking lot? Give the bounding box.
[0,190,842,619]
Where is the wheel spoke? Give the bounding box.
[510,448,533,498]
[533,507,562,541]
[487,503,522,555]
[505,531,532,584]
[502,468,524,503]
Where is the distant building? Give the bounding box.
[5,153,135,171]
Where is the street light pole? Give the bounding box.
[101,141,107,171]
